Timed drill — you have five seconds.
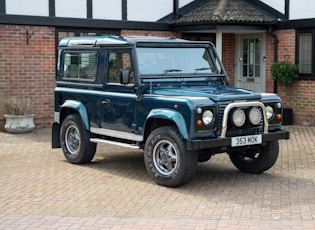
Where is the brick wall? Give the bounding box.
[222,33,236,86]
[121,29,181,38]
[266,29,315,125]
[0,25,55,130]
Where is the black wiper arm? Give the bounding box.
[194,67,211,73]
[163,69,182,75]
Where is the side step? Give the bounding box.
[90,138,140,149]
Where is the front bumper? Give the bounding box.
[187,129,290,150]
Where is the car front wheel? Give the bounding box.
[144,126,198,187]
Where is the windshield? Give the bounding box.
[136,47,220,76]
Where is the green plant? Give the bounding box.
[0,97,32,115]
[270,61,299,86]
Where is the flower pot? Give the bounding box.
[4,114,35,134]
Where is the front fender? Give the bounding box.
[60,100,90,130]
[146,109,188,139]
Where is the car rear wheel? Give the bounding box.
[60,114,96,164]
[144,126,198,187]
[229,140,279,174]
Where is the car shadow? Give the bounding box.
[77,144,315,208]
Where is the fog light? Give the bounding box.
[249,107,261,125]
[232,109,246,127]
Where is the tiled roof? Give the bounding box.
[173,0,276,25]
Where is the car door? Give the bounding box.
[98,49,140,141]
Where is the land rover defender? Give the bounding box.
[52,36,289,187]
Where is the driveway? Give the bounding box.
[0,126,315,229]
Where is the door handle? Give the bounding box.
[101,99,111,107]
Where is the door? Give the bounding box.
[97,49,142,142]
[236,34,266,92]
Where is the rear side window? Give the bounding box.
[62,52,97,81]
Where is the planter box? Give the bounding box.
[4,114,35,134]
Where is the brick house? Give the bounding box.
[0,0,315,129]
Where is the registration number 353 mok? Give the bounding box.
[231,134,262,147]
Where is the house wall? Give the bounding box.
[0,25,56,130]
[222,33,236,86]
[266,29,315,125]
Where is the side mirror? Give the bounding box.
[120,69,130,84]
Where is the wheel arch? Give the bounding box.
[143,109,189,142]
[60,100,90,130]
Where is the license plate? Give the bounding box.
[231,134,262,147]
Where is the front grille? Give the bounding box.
[217,101,264,136]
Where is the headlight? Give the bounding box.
[248,107,261,125]
[202,110,214,125]
[266,106,274,120]
[232,109,246,127]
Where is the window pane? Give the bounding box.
[108,52,134,84]
[298,32,312,74]
[63,52,97,81]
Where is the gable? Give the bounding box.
[173,0,278,25]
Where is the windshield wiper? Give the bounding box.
[194,67,211,73]
[163,69,182,75]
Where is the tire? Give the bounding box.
[144,126,198,187]
[60,114,96,164]
[229,140,279,174]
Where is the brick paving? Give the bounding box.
[0,126,315,229]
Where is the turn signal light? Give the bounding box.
[196,120,203,126]
[276,114,282,120]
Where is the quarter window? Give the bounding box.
[62,52,98,81]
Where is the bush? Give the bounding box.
[271,61,299,86]
[0,97,32,115]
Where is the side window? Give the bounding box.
[62,52,97,81]
[108,51,134,84]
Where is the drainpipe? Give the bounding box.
[216,31,223,60]
[173,0,179,19]
[268,26,279,94]
[285,0,290,20]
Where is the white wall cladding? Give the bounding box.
[260,0,284,13]
[127,0,172,21]
[93,0,122,20]
[261,0,315,20]
[6,0,49,16]
[290,0,315,20]
[55,0,86,18]
[179,0,194,8]
[4,0,315,22]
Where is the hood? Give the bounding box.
[148,85,261,102]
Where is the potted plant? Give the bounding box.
[0,97,35,133]
[270,61,299,125]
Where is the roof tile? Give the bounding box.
[174,0,276,24]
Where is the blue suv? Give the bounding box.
[52,36,289,187]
